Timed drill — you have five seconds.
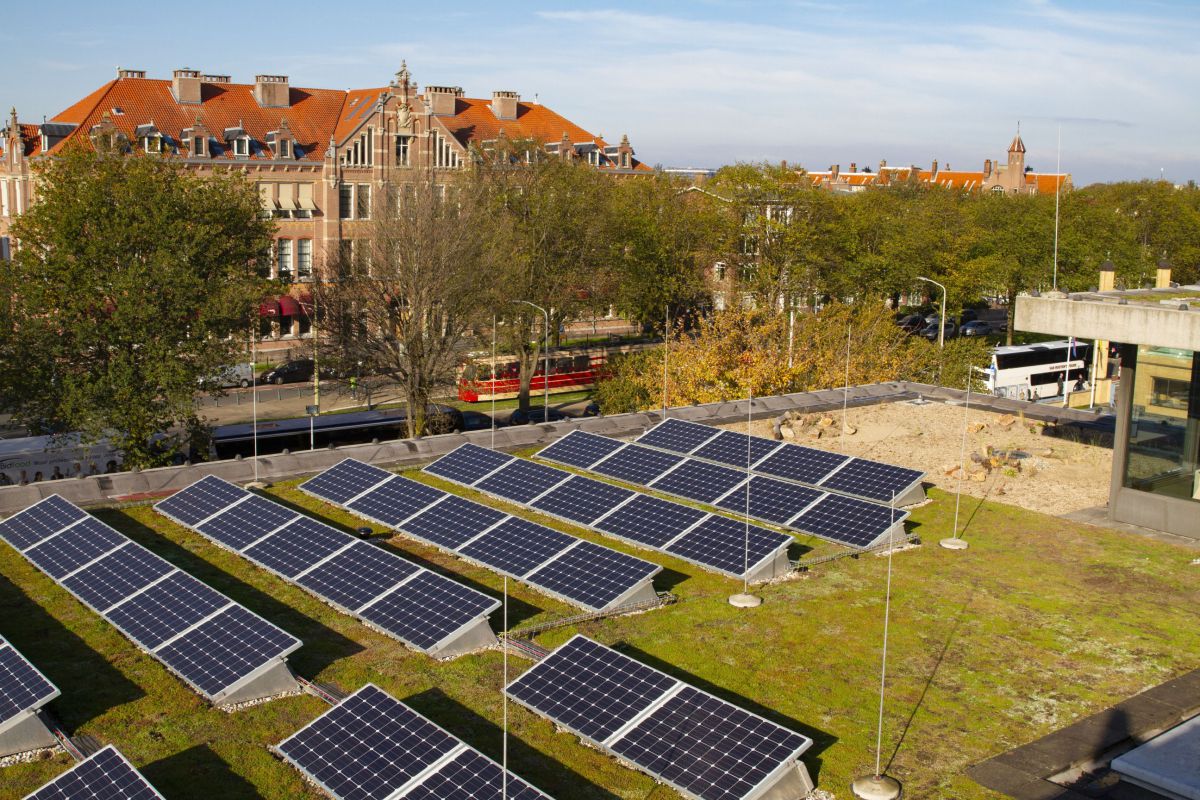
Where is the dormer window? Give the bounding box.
[278,138,292,159]
[233,136,250,157]
[266,125,297,161]
[136,124,162,154]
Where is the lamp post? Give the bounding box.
[729,388,762,609]
[513,301,550,424]
[916,276,947,349]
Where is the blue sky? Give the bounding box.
[4,0,1197,185]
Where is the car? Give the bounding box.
[896,314,925,333]
[960,309,980,324]
[259,358,337,385]
[960,320,993,337]
[919,321,958,341]
[198,363,256,389]
[507,406,572,426]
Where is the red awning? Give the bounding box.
[278,295,301,317]
[259,299,280,318]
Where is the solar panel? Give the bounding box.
[198,495,297,551]
[530,475,635,525]
[358,571,501,653]
[506,636,676,742]
[507,635,812,800]
[301,458,393,505]
[0,495,88,552]
[754,444,848,485]
[525,541,660,610]
[593,494,707,548]
[591,445,682,485]
[24,745,165,800]
[796,493,900,548]
[242,517,349,579]
[474,459,569,505]
[649,459,746,504]
[105,572,228,650]
[24,518,125,579]
[820,459,925,503]
[537,430,624,469]
[458,518,574,578]
[0,636,59,730]
[154,474,247,526]
[422,443,511,486]
[664,516,792,578]
[61,543,174,613]
[276,684,551,800]
[296,540,419,612]
[692,430,782,469]
[636,418,721,454]
[401,495,505,550]
[714,476,823,526]
[347,477,445,527]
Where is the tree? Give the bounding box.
[317,173,502,437]
[0,147,272,466]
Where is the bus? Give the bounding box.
[457,341,651,403]
[983,340,1093,401]
[0,434,122,486]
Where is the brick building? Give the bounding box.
[0,64,646,353]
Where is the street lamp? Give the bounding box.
[513,301,551,424]
[916,276,947,349]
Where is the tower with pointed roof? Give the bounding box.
[1007,127,1026,181]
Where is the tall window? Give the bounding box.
[0,182,8,217]
[356,185,371,220]
[297,239,313,280]
[233,136,250,157]
[0,236,10,262]
[396,135,411,166]
[192,136,206,157]
[278,139,293,159]
[433,131,460,168]
[143,135,161,154]
[343,129,374,166]
[339,184,353,219]
[276,239,293,282]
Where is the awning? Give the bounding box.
[297,182,317,211]
[278,295,301,317]
[278,182,298,210]
[258,183,277,211]
[259,299,280,317]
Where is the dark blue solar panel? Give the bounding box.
[525,540,659,610]
[105,571,228,650]
[591,445,682,485]
[243,517,351,579]
[359,572,497,651]
[474,460,569,505]
[649,459,746,504]
[820,459,925,502]
[423,443,512,486]
[537,430,624,469]
[25,746,164,800]
[197,494,298,551]
[156,475,248,526]
[156,604,299,697]
[530,476,635,525]
[715,476,824,525]
[301,458,393,504]
[754,443,848,485]
[0,639,59,727]
[297,541,419,611]
[0,495,88,551]
[24,517,125,579]
[663,516,791,577]
[406,748,552,800]
[592,494,706,548]
[401,495,505,550]
[795,493,901,548]
[458,518,574,577]
[62,543,174,612]
[692,429,782,468]
[277,684,459,800]
[348,477,445,527]
[637,418,721,454]
[506,635,676,742]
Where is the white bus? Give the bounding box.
[0,434,122,486]
[984,340,1092,401]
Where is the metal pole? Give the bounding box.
[744,385,752,595]
[312,287,320,416]
[502,574,508,800]
[1052,126,1062,292]
[543,307,550,424]
[310,414,314,452]
[875,494,896,777]
[491,314,497,450]
[917,277,947,349]
[252,330,259,482]
[842,323,851,451]
[662,304,669,418]
[953,373,971,536]
[787,306,795,370]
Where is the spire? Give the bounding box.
[1009,122,1025,154]
[393,60,411,89]
[8,107,17,136]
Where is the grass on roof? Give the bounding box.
[1,459,1197,799]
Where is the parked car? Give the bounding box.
[919,321,958,341]
[507,406,573,426]
[959,320,993,337]
[260,358,338,385]
[198,363,256,389]
[960,308,980,324]
[897,314,926,333]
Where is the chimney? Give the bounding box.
[426,86,463,116]
[172,69,202,105]
[932,159,939,178]
[879,158,887,172]
[1156,258,1172,289]
[831,164,840,180]
[491,91,518,121]
[850,162,857,173]
[202,74,230,83]
[117,67,146,80]
[984,158,993,177]
[254,75,290,108]
[1099,260,1116,293]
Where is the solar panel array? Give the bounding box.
[156,476,499,657]
[0,635,60,733]
[424,444,792,582]
[23,745,165,800]
[538,431,906,550]
[301,459,660,612]
[507,635,811,800]
[276,683,552,800]
[639,418,925,504]
[0,495,300,704]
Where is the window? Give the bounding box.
[342,129,374,167]
[713,262,726,281]
[276,239,293,282]
[1123,345,1199,501]
[143,135,161,154]
[356,184,371,220]
[339,184,353,219]
[297,239,313,280]
[1152,377,1192,411]
[433,130,460,168]
[396,135,411,166]
[233,136,250,157]
[192,136,207,157]
[0,236,10,262]
[278,139,292,159]
[1,181,8,217]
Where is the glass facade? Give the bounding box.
[1123,345,1200,502]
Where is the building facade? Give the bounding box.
[0,64,646,353]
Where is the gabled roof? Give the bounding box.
[0,123,44,159]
